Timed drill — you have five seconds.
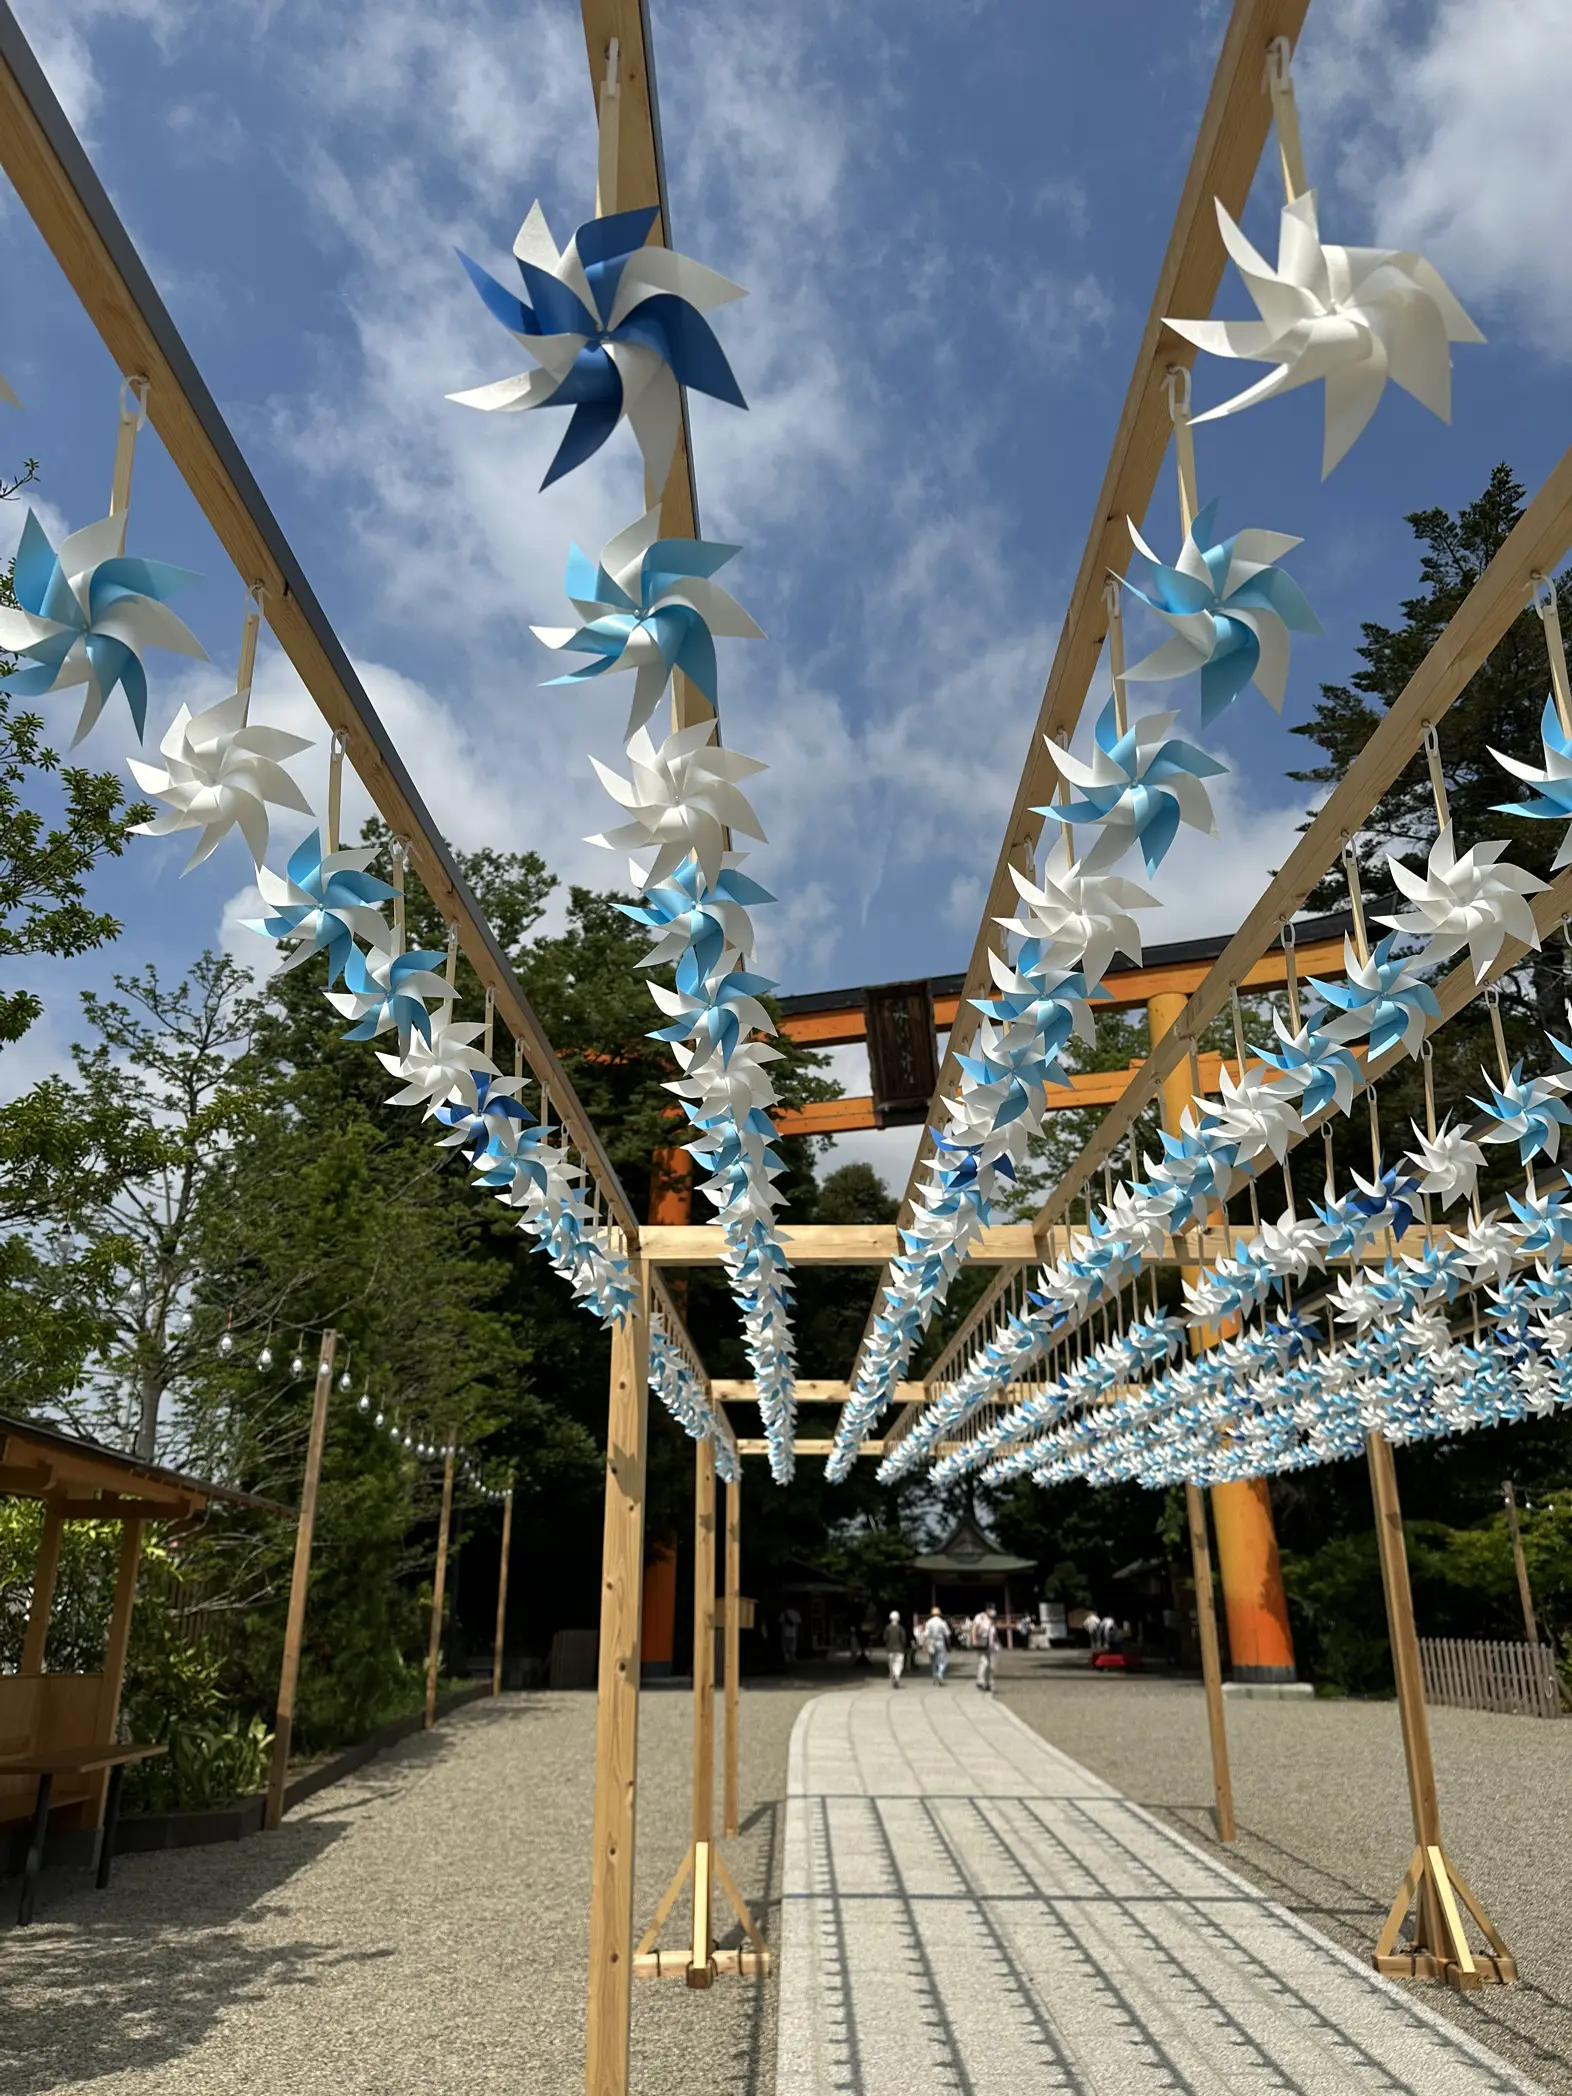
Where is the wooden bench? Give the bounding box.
[0,1743,167,1925]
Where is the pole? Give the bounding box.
[1503,1481,1538,1645]
[688,1434,717,1987]
[585,1259,651,2096]
[1367,1433,1445,1949]
[266,1329,336,1830]
[492,1484,515,1697]
[425,1440,457,1729]
[1185,1480,1237,1843]
[723,1474,741,1840]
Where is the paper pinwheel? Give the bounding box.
[127,691,312,869]
[1122,502,1321,723]
[378,1020,497,1118]
[588,723,767,889]
[1405,1117,1485,1210]
[250,832,395,982]
[647,965,776,1064]
[619,857,771,989]
[1001,862,1156,989]
[1164,193,1484,476]
[1040,699,1226,878]
[1493,697,1572,867]
[1377,824,1543,982]
[450,201,745,491]
[1450,1214,1519,1286]
[325,942,452,1052]
[1309,934,1440,1060]
[0,511,205,745]
[1253,1210,1326,1285]
[1472,1063,1572,1165]
[532,510,763,741]
[1207,1064,1304,1166]
[1257,1015,1362,1118]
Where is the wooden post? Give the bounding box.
[688,1434,718,1987]
[1367,1433,1446,1942]
[265,1329,336,1831]
[1503,1481,1538,1646]
[20,1500,64,1675]
[425,1440,457,1730]
[723,1474,741,1840]
[492,1485,514,1698]
[1185,1480,1236,1843]
[87,1515,144,1823]
[585,1259,651,2096]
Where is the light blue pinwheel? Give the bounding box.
[1507,1183,1572,1260]
[434,1074,537,1170]
[647,963,777,1065]
[1257,1015,1363,1119]
[1308,933,1441,1060]
[1039,698,1226,877]
[1492,695,1572,868]
[0,511,205,745]
[326,943,450,1052]
[450,201,746,491]
[1123,501,1321,724]
[618,857,773,990]
[533,511,763,740]
[1472,1062,1572,1165]
[250,831,395,985]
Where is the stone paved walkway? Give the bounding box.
[775,1685,1545,2096]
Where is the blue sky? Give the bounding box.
[3,0,1570,1186]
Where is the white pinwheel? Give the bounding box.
[378,1019,497,1118]
[1252,1209,1326,1285]
[1165,193,1484,475]
[1405,1117,1485,1211]
[1206,1065,1304,1166]
[127,691,313,869]
[1449,1213,1518,1286]
[1377,825,1543,982]
[588,722,766,890]
[1000,861,1157,988]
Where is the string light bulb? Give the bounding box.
[218,1314,234,1360]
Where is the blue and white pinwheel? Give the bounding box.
[325,942,452,1053]
[1493,697,1572,868]
[449,202,745,491]
[1257,1014,1362,1118]
[1472,1063,1572,1166]
[0,511,205,745]
[618,857,773,984]
[1040,699,1226,877]
[1122,501,1321,723]
[532,509,763,740]
[1309,934,1440,1060]
[250,831,395,983]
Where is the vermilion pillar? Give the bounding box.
[1148,992,1298,1685]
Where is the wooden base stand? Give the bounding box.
[1374,1843,1516,1992]
[633,1837,769,1987]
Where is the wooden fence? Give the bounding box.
[1418,1637,1563,1720]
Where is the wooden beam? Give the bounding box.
[732,1438,968,1458]
[644,1223,1041,1265]
[585,1261,652,2096]
[265,1330,336,1830]
[0,11,640,1244]
[722,1477,740,1841]
[688,1436,716,1987]
[424,1440,456,1730]
[712,1379,927,1404]
[1185,1482,1237,1843]
[492,1485,514,1699]
[90,1517,143,1824]
[20,1501,63,1675]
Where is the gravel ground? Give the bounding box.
[996,1652,1572,2095]
[0,1681,842,2096]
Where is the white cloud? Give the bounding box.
[1298,0,1572,353]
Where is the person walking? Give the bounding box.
[971,1605,998,1692]
[883,1610,909,1687]
[921,1605,951,1684]
[1084,1609,1103,1657]
[779,1605,802,1667]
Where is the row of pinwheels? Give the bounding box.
[837,41,1532,1487]
[448,182,797,1478]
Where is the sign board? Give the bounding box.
[863,980,940,1129]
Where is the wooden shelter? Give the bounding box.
[0,1412,284,1837]
[913,1513,1034,1621]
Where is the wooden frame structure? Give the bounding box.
[0,0,1558,2080]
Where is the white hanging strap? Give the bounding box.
[327,732,346,853]
[1265,36,1309,203]
[1531,573,1572,740]
[390,839,407,956]
[236,584,264,727]
[1103,576,1129,740]
[443,922,459,1023]
[1229,984,1249,1083]
[109,376,150,544]
[1341,840,1371,965]
[595,36,622,218]
[1280,919,1301,1034]
[1164,365,1199,537]
[1484,985,1511,1087]
[1422,722,1451,831]
[1421,1037,1438,1142]
[483,985,495,1065]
